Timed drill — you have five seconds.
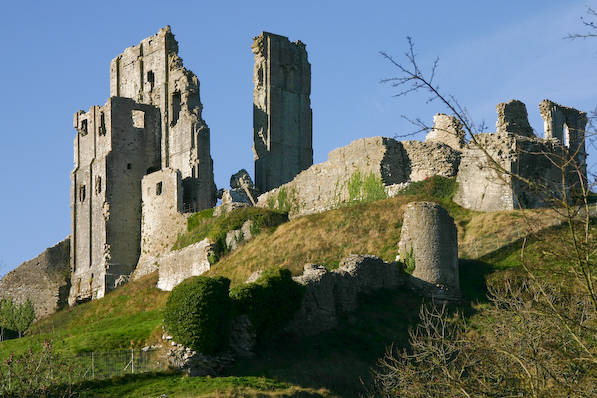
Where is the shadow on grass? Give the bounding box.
[230,288,423,398]
[459,259,494,304]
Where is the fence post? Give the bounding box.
[92,352,94,379]
[131,349,134,374]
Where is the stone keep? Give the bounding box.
[70,27,216,304]
[252,32,313,193]
[398,202,460,301]
[110,26,216,211]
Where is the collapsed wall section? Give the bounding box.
[539,99,588,181]
[455,99,587,212]
[257,136,460,218]
[252,32,313,193]
[0,238,71,319]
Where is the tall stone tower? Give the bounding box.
[252,32,313,193]
[69,27,216,304]
[110,26,216,211]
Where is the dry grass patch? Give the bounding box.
[208,197,412,286]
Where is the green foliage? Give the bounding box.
[402,247,416,274]
[76,373,324,398]
[347,170,388,203]
[397,176,457,201]
[0,340,83,398]
[14,299,34,338]
[269,187,299,213]
[347,171,363,202]
[0,298,35,339]
[186,208,215,231]
[0,298,16,340]
[173,207,288,261]
[163,276,231,354]
[230,269,305,342]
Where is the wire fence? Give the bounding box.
[69,348,164,381]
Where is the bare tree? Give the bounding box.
[370,34,597,397]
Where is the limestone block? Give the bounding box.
[398,202,460,301]
[425,113,466,150]
[496,99,534,137]
[156,238,212,291]
[230,169,255,190]
[225,220,255,252]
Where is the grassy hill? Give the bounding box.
[0,177,582,397]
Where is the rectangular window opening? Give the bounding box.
[156,182,163,196]
[132,110,145,129]
[79,184,86,202]
[99,112,106,136]
[147,70,155,90]
[95,176,102,194]
[80,119,88,136]
[127,163,132,170]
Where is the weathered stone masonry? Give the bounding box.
[454,99,588,211]
[0,238,71,319]
[69,27,216,304]
[253,32,313,193]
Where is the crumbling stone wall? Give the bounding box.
[496,99,534,137]
[70,97,161,304]
[252,32,313,193]
[425,113,466,150]
[110,26,216,210]
[398,202,460,301]
[156,239,212,291]
[138,169,188,267]
[257,136,460,218]
[70,27,217,305]
[539,99,588,179]
[286,255,406,336]
[0,238,70,319]
[455,99,585,211]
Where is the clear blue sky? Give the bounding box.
[0,0,595,276]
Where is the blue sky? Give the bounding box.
[0,1,595,276]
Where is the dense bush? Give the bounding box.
[230,268,305,342]
[163,276,231,354]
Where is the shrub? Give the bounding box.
[230,269,305,342]
[173,207,288,258]
[163,276,231,354]
[397,176,456,201]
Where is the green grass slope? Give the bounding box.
[1,177,577,397]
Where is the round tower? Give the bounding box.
[398,201,460,301]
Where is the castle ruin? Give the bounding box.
[252,32,313,193]
[0,28,590,317]
[69,27,216,304]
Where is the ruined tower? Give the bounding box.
[252,32,313,193]
[110,26,216,211]
[539,99,588,180]
[69,27,216,304]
